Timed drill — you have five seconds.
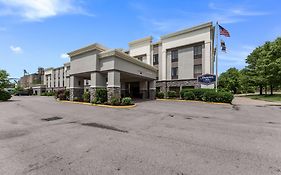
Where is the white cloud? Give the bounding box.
[10,45,23,54]
[60,53,69,59]
[131,1,268,36]
[208,2,268,24]
[0,0,93,21]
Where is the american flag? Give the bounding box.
[219,25,230,37]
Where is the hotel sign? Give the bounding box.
[198,74,216,85]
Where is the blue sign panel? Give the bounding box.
[198,74,216,85]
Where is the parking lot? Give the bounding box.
[0,96,281,175]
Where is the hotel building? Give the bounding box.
[33,22,214,101]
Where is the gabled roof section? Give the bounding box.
[99,49,158,72]
[64,62,70,66]
[161,22,213,40]
[67,43,108,57]
[44,67,54,71]
[128,36,153,46]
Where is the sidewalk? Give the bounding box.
[232,96,281,106]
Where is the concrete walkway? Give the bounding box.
[232,96,281,106]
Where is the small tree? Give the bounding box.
[218,68,241,94]
[0,70,9,90]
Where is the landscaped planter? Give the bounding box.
[157,89,234,104]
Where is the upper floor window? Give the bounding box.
[171,50,178,62]
[194,64,202,73]
[194,45,202,59]
[153,54,159,65]
[194,64,202,78]
[171,67,178,79]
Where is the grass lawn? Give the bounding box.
[247,94,281,102]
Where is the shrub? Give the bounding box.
[110,97,120,106]
[219,92,234,103]
[202,91,234,103]
[180,89,189,98]
[156,92,165,99]
[55,89,68,100]
[43,91,55,96]
[192,89,214,100]
[166,91,177,99]
[58,93,66,100]
[73,97,80,102]
[95,88,107,103]
[121,97,133,105]
[183,91,195,100]
[0,90,11,101]
[55,90,63,98]
[82,91,90,102]
[64,90,70,100]
[92,97,102,104]
[202,91,220,102]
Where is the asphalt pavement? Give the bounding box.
[0,96,281,175]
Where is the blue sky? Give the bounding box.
[0,0,280,78]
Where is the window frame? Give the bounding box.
[171,50,178,62]
[194,45,203,59]
[153,54,159,65]
[171,67,178,79]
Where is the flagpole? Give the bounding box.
[215,21,219,92]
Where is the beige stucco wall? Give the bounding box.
[178,47,193,79]
[160,27,212,80]
[70,50,100,75]
[129,38,152,65]
[99,56,156,80]
[114,57,157,80]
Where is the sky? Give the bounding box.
[0,0,280,78]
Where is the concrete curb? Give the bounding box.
[57,100,136,109]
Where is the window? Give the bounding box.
[171,67,178,79]
[194,65,202,74]
[153,54,159,65]
[171,50,178,62]
[137,56,143,61]
[194,65,202,78]
[194,45,202,59]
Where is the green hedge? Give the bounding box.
[179,89,234,103]
[202,91,234,103]
[110,97,120,106]
[183,91,195,100]
[0,90,11,101]
[121,97,133,105]
[82,91,90,102]
[41,91,55,96]
[55,89,69,100]
[156,92,165,99]
[95,88,107,103]
[180,89,213,100]
[92,97,102,104]
[166,91,177,98]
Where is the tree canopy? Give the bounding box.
[0,69,9,90]
[218,68,241,94]
[219,37,281,94]
[246,37,281,94]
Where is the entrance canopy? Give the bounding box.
[67,43,158,101]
